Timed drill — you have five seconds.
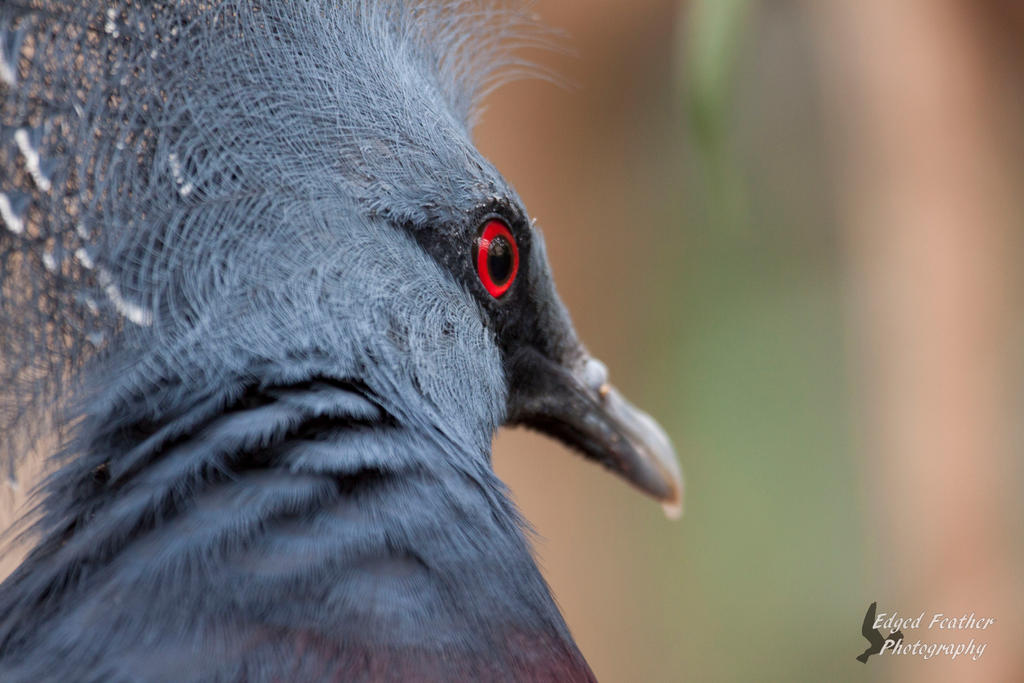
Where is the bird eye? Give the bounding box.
[476,220,519,298]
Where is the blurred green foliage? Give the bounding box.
[642,1,869,679]
[685,0,750,144]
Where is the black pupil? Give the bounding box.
[487,235,513,285]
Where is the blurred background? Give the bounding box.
[478,1,1024,681]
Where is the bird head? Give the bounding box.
[242,1,687,515]
[0,1,681,518]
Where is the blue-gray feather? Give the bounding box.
[0,1,593,680]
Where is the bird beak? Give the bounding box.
[507,350,684,519]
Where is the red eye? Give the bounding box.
[476,220,519,298]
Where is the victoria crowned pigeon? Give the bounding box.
[0,1,683,680]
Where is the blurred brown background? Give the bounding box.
[477,1,1024,681]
